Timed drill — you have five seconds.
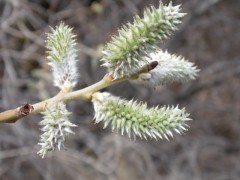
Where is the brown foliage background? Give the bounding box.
[0,0,240,179]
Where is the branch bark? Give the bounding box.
[0,75,123,123]
[0,62,154,124]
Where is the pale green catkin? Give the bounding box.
[46,22,79,90]
[38,103,76,158]
[102,2,186,79]
[92,92,191,140]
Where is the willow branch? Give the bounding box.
[0,75,124,124]
[0,61,155,124]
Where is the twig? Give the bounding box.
[0,60,154,124]
[0,74,117,123]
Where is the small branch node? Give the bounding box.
[16,103,34,118]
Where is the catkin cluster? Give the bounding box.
[38,1,199,158]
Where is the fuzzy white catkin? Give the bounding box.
[46,23,79,90]
[38,102,76,158]
[137,50,199,87]
[101,1,186,79]
[92,92,191,140]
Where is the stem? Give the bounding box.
[0,62,152,124]
[0,74,127,124]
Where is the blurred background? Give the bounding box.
[0,0,240,179]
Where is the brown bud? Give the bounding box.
[16,103,34,117]
[147,61,158,71]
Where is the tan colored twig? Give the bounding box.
[0,75,119,123]
[0,62,154,124]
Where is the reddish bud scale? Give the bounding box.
[16,103,34,117]
[147,61,158,71]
